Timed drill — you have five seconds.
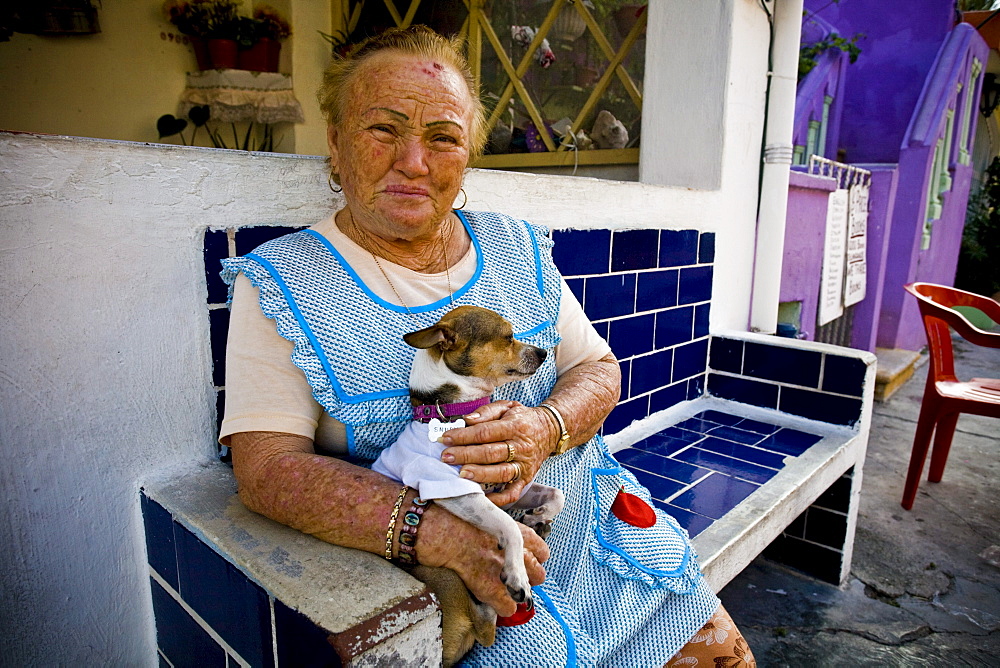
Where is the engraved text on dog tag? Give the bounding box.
[427,418,466,442]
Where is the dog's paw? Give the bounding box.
[499,567,532,604]
[524,518,553,540]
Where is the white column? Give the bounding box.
[750,0,804,333]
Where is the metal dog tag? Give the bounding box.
[427,418,465,442]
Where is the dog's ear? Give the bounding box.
[403,323,458,350]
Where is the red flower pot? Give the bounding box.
[207,38,238,69]
[239,38,281,72]
[190,36,212,70]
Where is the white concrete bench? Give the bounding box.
[141,331,874,666]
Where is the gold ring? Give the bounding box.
[505,441,516,463]
[507,461,522,484]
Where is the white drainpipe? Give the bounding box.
[750,0,804,333]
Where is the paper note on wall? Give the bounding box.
[818,189,849,327]
[844,184,869,307]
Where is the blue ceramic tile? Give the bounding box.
[693,410,743,426]
[654,306,693,349]
[670,473,758,520]
[706,373,779,409]
[141,494,178,590]
[672,338,708,382]
[174,525,274,667]
[632,426,705,453]
[204,230,230,304]
[757,428,823,457]
[552,229,611,276]
[675,416,722,434]
[612,229,660,271]
[591,320,609,342]
[552,229,612,274]
[678,266,713,305]
[565,278,585,306]
[687,375,704,400]
[636,270,679,312]
[698,232,716,264]
[235,225,301,256]
[655,502,714,537]
[658,230,699,268]
[694,303,710,338]
[672,447,777,484]
[732,417,782,435]
[804,507,848,549]
[209,307,230,388]
[780,387,863,426]
[709,338,743,374]
[693,436,787,470]
[706,425,767,446]
[150,577,226,668]
[743,342,822,388]
[813,472,853,511]
[628,349,672,396]
[822,354,867,397]
[583,273,636,320]
[619,359,632,399]
[626,467,686,501]
[274,599,341,667]
[784,511,807,539]
[764,536,842,584]
[603,395,649,435]
[216,391,231,463]
[649,381,687,414]
[609,313,655,360]
[617,449,712,484]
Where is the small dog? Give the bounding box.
[372,305,565,665]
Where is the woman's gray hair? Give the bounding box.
[318,25,488,164]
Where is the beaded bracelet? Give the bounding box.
[396,497,430,566]
[385,486,410,561]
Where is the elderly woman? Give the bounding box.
[221,26,754,667]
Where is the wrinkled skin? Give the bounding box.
[229,49,622,617]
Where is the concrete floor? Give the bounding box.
[720,336,1000,666]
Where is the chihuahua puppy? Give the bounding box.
[372,305,565,664]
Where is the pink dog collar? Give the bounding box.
[411,396,491,423]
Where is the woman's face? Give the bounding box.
[329,51,474,240]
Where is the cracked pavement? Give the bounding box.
[721,336,1000,666]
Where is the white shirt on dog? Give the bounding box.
[372,421,484,500]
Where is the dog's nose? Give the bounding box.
[532,347,547,365]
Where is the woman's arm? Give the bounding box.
[230,431,549,616]
[439,351,622,506]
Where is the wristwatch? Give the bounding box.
[539,402,571,455]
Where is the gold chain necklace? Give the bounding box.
[347,212,454,318]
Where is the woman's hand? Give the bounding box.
[417,502,550,617]
[438,400,558,507]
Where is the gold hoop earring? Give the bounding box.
[329,173,342,194]
[456,187,468,210]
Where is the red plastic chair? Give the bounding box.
[900,282,1000,510]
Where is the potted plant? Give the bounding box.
[238,5,291,72]
[163,0,242,70]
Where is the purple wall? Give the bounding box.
[781,170,838,338]
[804,0,956,163]
[794,15,849,159]
[877,24,987,351]
[849,166,899,352]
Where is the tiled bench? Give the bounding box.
[140,225,874,665]
[142,339,873,666]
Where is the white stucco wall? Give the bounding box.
[0,135,332,665]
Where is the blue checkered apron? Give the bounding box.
[222,210,719,666]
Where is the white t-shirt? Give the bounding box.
[220,215,612,454]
